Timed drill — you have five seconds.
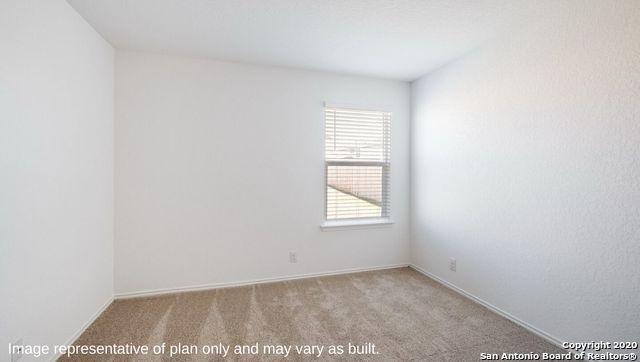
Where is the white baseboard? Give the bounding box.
[408,264,565,349]
[115,263,410,299]
[51,296,113,361]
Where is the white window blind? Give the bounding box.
[324,106,391,221]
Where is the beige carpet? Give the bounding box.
[61,268,563,361]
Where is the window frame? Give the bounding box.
[321,104,393,230]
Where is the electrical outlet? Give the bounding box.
[449,258,456,272]
[11,339,24,362]
[289,252,297,263]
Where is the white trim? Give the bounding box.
[323,101,394,114]
[320,218,394,231]
[115,263,409,300]
[408,264,566,349]
[50,297,113,361]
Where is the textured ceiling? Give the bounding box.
[67,0,546,81]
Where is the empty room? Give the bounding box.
[1,0,639,360]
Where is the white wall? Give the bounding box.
[0,0,114,358]
[115,51,410,295]
[411,1,640,342]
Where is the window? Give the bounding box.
[324,106,391,224]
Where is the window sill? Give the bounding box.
[320,218,394,231]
